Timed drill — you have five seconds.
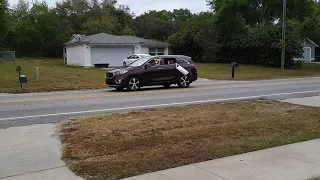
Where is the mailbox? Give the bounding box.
[231,62,238,78]
[231,62,238,67]
[20,75,27,83]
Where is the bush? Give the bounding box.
[226,25,303,68]
[291,60,304,69]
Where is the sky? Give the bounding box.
[8,0,210,16]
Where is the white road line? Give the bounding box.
[1,89,320,121]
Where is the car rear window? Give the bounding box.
[177,56,194,64]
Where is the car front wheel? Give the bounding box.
[123,62,127,66]
[177,75,190,88]
[127,76,141,91]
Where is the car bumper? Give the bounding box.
[106,77,126,87]
[191,72,198,82]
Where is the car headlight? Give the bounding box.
[115,71,128,76]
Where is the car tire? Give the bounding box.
[123,62,127,66]
[163,84,171,88]
[127,76,141,91]
[177,75,191,88]
[114,87,123,91]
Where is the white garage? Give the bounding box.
[64,33,170,67]
[91,46,134,66]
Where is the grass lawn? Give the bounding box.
[0,58,106,93]
[197,63,320,80]
[1,58,319,93]
[61,100,320,180]
[306,177,320,180]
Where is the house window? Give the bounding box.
[149,48,165,56]
[157,48,165,55]
[149,48,156,56]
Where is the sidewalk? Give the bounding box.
[122,139,320,180]
[0,124,83,180]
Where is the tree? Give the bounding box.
[168,12,215,59]
[134,10,173,40]
[0,0,8,42]
[207,0,317,27]
[171,8,193,21]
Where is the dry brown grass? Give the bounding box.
[61,100,320,180]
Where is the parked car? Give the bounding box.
[123,54,151,66]
[106,55,198,91]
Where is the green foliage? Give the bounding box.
[168,12,214,60]
[0,0,8,42]
[133,9,193,40]
[292,60,304,69]
[0,0,319,68]
[170,0,317,68]
[225,25,303,68]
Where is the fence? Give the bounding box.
[0,51,16,59]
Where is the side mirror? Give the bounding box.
[145,63,151,69]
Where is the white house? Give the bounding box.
[63,33,170,67]
[294,38,319,62]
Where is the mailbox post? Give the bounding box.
[35,67,39,80]
[16,66,27,88]
[231,62,238,78]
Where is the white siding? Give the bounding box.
[140,47,149,54]
[66,44,85,66]
[83,44,91,66]
[164,47,169,55]
[134,44,142,54]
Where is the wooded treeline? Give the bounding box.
[1,0,320,68]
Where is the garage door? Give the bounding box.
[91,46,134,66]
[302,47,311,62]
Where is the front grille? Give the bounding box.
[106,72,114,78]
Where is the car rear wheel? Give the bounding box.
[177,75,190,88]
[127,76,141,91]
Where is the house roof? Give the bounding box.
[64,33,170,48]
[305,38,319,47]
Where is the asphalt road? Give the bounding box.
[1,77,320,129]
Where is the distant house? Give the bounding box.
[294,38,319,62]
[63,33,170,67]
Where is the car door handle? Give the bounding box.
[158,68,163,70]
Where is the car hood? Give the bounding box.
[108,67,134,73]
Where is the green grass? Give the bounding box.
[0,58,106,93]
[306,177,320,180]
[197,63,320,80]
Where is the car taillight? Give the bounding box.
[193,64,197,69]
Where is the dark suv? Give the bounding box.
[106,55,198,91]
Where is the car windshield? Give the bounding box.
[128,56,152,67]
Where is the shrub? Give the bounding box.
[291,60,304,69]
[226,24,303,68]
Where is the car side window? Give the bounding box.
[163,58,177,65]
[177,58,189,64]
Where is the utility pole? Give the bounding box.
[281,0,287,70]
